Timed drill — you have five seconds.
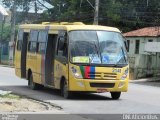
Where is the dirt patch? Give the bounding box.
[0,94,57,112]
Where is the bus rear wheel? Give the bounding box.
[110,92,121,100]
[61,80,73,99]
[28,73,43,90]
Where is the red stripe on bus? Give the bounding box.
[85,66,90,78]
[41,54,45,83]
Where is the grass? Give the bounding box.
[0,94,21,100]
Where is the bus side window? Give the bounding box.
[17,29,23,51]
[17,40,22,51]
[38,43,46,54]
[57,36,67,57]
[28,42,37,52]
[28,30,38,53]
[37,30,48,54]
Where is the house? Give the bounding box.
[0,4,10,23]
[123,27,160,79]
[0,11,11,23]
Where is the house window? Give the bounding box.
[148,39,153,42]
[135,40,140,54]
[127,40,130,52]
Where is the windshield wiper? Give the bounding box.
[115,47,127,66]
[121,46,127,63]
[89,42,101,64]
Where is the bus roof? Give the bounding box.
[19,24,121,33]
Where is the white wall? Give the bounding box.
[127,37,158,55]
[126,36,160,79]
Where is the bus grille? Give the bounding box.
[90,83,115,88]
[88,72,117,80]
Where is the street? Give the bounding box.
[0,66,160,119]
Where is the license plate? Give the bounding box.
[97,88,108,93]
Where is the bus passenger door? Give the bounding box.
[21,32,29,78]
[44,34,57,86]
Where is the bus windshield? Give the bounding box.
[69,31,128,66]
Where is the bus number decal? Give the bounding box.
[112,68,121,73]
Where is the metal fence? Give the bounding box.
[0,41,9,65]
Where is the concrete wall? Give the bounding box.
[126,37,160,79]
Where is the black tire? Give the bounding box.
[28,73,43,90]
[61,80,73,99]
[110,92,121,100]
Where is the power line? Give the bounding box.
[86,0,95,10]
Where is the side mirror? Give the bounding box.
[124,40,129,51]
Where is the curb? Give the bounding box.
[0,65,14,68]
[130,78,160,83]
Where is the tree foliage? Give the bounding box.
[45,0,160,32]
[0,23,18,42]
[2,0,160,32]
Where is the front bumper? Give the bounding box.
[69,79,129,92]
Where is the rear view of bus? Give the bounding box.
[67,29,129,99]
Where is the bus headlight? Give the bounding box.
[121,74,127,80]
[70,66,82,79]
[121,68,129,80]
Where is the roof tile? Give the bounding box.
[123,27,160,37]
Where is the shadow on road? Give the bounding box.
[0,85,113,101]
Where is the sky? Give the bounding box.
[0,4,8,16]
[0,0,53,13]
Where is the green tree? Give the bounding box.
[43,0,94,23]
[2,0,160,32]
[0,23,11,41]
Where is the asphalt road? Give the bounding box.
[0,66,160,120]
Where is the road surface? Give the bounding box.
[0,66,160,119]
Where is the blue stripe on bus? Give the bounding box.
[90,67,95,79]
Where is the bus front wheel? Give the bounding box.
[110,92,121,100]
[61,80,72,99]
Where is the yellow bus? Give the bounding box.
[15,22,129,99]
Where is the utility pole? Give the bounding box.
[9,1,16,65]
[35,0,38,20]
[147,0,149,6]
[93,0,99,25]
